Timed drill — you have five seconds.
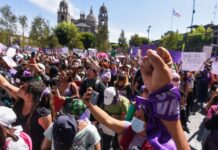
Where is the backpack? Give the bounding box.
[3,131,32,150]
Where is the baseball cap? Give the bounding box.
[104,87,116,105]
[52,114,77,150]
[0,106,17,128]
[70,99,87,118]
[37,63,45,71]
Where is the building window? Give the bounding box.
[61,15,64,21]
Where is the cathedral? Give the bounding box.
[57,0,108,34]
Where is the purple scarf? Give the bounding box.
[136,84,180,150]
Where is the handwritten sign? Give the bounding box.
[181,52,206,71]
[6,47,16,57]
[2,56,17,67]
[203,46,213,58]
[61,47,69,54]
[212,61,218,75]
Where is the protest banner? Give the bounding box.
[203,46,213,58]
[6,47,16,57]
[62,47,69,54]
[181,52,207,71]
[169,50,181,64]
[140,44,157,56]
[212,61,218,75]
[2,56,17,68]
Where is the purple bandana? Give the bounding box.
[138,84,180,150]
[148,84,180,121]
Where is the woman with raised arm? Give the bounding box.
[0,76,52,150]
[82,50,190,150]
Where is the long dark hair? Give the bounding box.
[24,80,52,132]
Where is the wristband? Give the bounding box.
[65,96,71,102]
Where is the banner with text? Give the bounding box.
[212,61,218,75]
[181,52,207,71]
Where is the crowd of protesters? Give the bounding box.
[0,46,217,150]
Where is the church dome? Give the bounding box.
[86,7,96,22]
[100,3,107,13]
[87,14,96,22]
[60,0,68,8]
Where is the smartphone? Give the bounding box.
[90,90,99,105]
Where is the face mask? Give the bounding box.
[131,117,145,133]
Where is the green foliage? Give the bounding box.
[186,26,212,51]
[160,31,183,50]
[141,37,150,45]
[129,34,141,46]
[29,16,50,47]
[47,34,60,48]
[96,25,110,51]
[0,30,8,45]
[18,15,28,47]
[79,32,95,49]
[118,29,128,52]
[129,34,149,47]
[54,22,80,49]
[0,5,17,46]
[111,43,119,49]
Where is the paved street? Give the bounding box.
[185,107,206,150]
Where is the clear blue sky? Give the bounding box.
[1,0,218,43]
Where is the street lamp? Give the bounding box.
[190,0,196,32]
[147,25,151,40]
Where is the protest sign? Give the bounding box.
[181,52,207,71]
[6,47,16,57]
[131,47,139,57]
[87,48,97,57]
[2,56,17,67]
[212,61,218,75]
[203,46,213,58]
[62,47,69,54]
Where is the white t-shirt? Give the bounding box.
[5,126,30,150]
[44,121,101,150]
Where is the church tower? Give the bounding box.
[57,0,71,23]
[98,3,108,27]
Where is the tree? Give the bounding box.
[129,34,142,47]
[118,29,128,52]
[29,16,50,48]
[141,37,150,45]
[54,22,80,49]
[18,15,28,47]
[160,31,183,50]
[96,25,110,51]
[186,26,212,51]
[0,5,17,46]
[47,34,60,49]
[79,32,95,49]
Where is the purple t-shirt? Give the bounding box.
[136,84,180,150]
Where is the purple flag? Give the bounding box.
[168,50,181,64]
[140,44,157,56]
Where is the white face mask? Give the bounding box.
[131,117,145,133]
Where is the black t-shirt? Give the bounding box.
[13,100,51,150]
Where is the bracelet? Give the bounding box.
[65,96,71,102]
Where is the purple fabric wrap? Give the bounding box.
[148,84,180,121]
[135,84,180,150]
